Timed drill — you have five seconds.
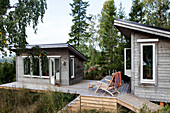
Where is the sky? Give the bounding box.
[25,0,132,45]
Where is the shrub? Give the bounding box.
[0,57,16,84]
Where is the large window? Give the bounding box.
[32,57,40,76]
[24,57,31,75]
[23,57,49,78]
[140,43,155,83]
[42,59,49,76]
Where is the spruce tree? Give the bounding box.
[68,0,91,48]
[143,0,169,28]
[98,0,118,72]
[129,0,145,23]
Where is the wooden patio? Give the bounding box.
[0,77,161,112]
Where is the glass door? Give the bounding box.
[124,48,131,77]
[55,58,60,84]
[49,58,60,85]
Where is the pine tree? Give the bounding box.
[129,0,145,23]
[117,2,126,20]
[114,2,130,72]
[87,15,99,67]
[68,0,91,48]
[143,0,169,28]
[98,0,118,72]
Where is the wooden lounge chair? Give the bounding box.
[95,72,121,96]
[88,75,113,90]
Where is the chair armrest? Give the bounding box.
[97,81,108,86]
[105,79,110,82]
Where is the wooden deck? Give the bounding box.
[0,80,95,94]
[0,79,161,112]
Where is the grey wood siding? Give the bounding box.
[132,32,170,102]
[69,52,84,85]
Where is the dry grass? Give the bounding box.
[0,88,76,113]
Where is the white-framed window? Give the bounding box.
[23,57,31,75]
[140,43,155,83]
[70,58,75,79]
[22,56,49,78]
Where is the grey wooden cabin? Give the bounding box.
[114,18,170,103]
[15,43,87,86]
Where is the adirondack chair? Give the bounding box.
[95,72,121,96]
[88,74,114,90]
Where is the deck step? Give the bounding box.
[64,94,161,112]
[64,96,81,112]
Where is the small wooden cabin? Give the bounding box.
[114,18,170,103]
[14,43,87,86]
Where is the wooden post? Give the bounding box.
[160,102,164,106]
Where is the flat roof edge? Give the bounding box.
[12,43,88,61]
[114,19,170,38]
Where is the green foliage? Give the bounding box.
[143,0,170,28]
[0,57,16,84]
[129,0,145,23]
[86,15,99,67]
[0,88,76,113]
[0,0,47,56]
[97,0,129,75]
[68,0,91,53]
[98,0,117,73]
[117,2,126,20]
[26,45,48,73]
[140,104,152,113]
[162,104,170,113]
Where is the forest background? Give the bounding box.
[0,0,169,84]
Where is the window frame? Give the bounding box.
[140,43,156,84]
[23,56,31,76]
[22,56,49,78]
[70,57,75,79]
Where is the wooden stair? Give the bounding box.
[65,95,117,112]
[67,96,81,112]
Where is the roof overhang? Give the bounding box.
[12,43,88,61]
[114,18,170,38]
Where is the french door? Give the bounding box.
[50,58,60,85]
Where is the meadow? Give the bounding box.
[0,88,76,113]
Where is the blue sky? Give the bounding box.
[25,0,132,45]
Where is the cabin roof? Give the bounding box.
[13,43,88,61]
[114,18,170,38]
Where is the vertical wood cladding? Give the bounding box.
[132,32,170,102]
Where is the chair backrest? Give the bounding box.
[115,71,122,88]
[108,73,115,86]
[118,71,122,87]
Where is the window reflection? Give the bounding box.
[143,45,153,79]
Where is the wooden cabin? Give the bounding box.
[14,43,87,86]
[114,18,170,103]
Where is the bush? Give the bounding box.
[0,57,16,84]
[84,65,108,80]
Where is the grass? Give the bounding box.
[1,88,170,113]
[0,88,76,113]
